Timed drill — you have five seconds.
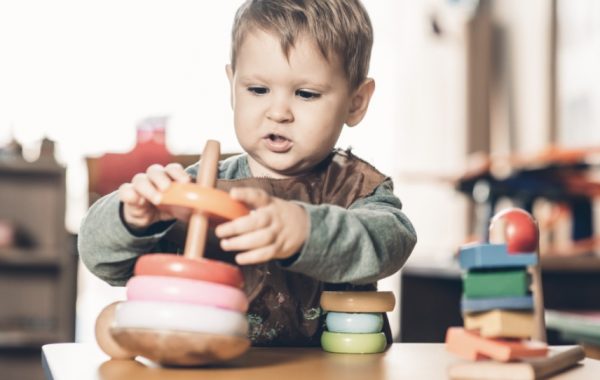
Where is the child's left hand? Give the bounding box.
[214,187,308,265]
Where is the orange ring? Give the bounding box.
[320,291,396,312]
[159,183,249,221]
[134,254,244,288]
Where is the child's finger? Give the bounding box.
[220,227,273,252]
[229,187,272,208]
[215,210,270,238]
[164,163,191,183]
[234,246,273,265]
[146,164,175,192]
[131,173,162,205]
[118,183,146,207]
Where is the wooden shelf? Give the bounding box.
[0,248,61,269]
[0,159,64,176]
[541,255,600,272]
[0,329,59,348]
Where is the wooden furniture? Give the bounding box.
[0,157,77,380]
[42,342,600,380]
[400,256,600,345]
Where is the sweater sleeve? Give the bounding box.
[77,191,174,286]
[282,178,417,284]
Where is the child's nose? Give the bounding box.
[266,97,294,123]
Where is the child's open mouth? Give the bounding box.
[264,133,293,153]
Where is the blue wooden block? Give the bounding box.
[461,295,534,313]
[459,243,537,270]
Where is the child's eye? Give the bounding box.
[248,86,269,95]
[296,89,321,100]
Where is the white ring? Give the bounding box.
[114,301,248,337]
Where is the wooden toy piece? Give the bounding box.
[448,345,585,380]
[320,291,395,313]
[459,244,537,270]
[321,331,387,354]
[133,253,244,288]
[111,328,251,366]
[159,183,249,224]
[95,140,251,366]
[94,302,135,360]
[445,327,548,362]
[463,269,529,298]
[126,276,249,312]
[489,208,546,342]
[325,312,384,334]
[489,208,539,254]
[461,295,533,313]
[464,310,535,339]
[183,140,219,260]
[113,301,249,337]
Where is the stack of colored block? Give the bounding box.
[320,291,395,354]
[446,243,548,362]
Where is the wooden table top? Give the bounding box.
[42,343,600,380]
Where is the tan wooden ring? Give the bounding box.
[320,291,396,312]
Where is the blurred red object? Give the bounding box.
[489,208,539,254]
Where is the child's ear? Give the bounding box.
[226,64,234,107]
[345,78,375,127]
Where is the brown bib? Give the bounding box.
[160,150,392,346]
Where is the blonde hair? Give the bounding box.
[230,0,373,90]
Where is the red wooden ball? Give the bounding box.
[489,208,539,254]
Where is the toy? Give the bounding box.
[94,140,251,366]
[464,310,535,339]
[325,312,383,334]
[320,291,394,354]
[446,207,585,379]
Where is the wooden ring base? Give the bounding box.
[110,327,250,366]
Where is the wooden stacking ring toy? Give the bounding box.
[320,291,394,354]
[113,301,249,337]
[95,140,252,366]
[134,254,244,288]
[321,331,387,354]
[325,312,383,334]
[320,291,395,313]
[111,328,250,366]
[126,276,248,312]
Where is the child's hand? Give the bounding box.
[118,163,191,232]
[215,187,308,265]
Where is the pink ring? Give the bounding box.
[126,275,248,312]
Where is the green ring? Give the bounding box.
[321,331,387,354]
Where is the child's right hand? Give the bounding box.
[118,163,192,232]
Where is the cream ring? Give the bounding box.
[126,275,248,312]
[320,291,395,312]
[114,300,248,337]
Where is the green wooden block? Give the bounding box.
[463,269,529,298]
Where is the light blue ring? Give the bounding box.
[325,312,383,334]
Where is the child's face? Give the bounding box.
[227,30,363,178]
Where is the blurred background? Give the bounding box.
[1,0,600,378]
